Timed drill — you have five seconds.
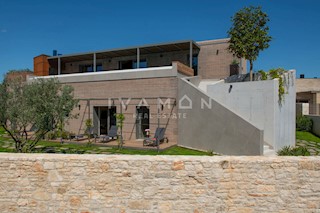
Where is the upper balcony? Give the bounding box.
[35,40,200,77]
[29,61,194,83]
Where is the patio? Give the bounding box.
[61,138,177,151]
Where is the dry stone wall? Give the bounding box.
[0,153,320,212]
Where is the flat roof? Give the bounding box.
[48,40,200,63]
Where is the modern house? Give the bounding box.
[30,38,295,155]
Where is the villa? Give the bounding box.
[30,38,295,155]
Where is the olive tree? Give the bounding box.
[0,78,78,152]
[228,6,272,81]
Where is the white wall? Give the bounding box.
[205,71,296,151]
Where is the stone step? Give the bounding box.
[263,143,276,156]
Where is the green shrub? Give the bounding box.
[258,70,268,80]
[47,130,70,140]
[46,131,57,140]
[277,146,310,156]
[60,131,70,140]
[296,116,313,132]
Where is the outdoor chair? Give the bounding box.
[74,134,84,141]
[100,125,118,143]
[143,127,167,147]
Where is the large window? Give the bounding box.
[79,64,103,72]
[136,106,150,139]
[96,64,103,71]
[119,59,147,70]
[80,64,93,72]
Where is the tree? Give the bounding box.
[228,6,272,81]
[115,113,125,149]
[85,118,93,144]
[0,78,78,153]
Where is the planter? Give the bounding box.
[230,64,239,76]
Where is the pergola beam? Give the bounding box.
[93,53,96,72]
[58,57,61,75]
[137,48,140,69]
[189,41,193,68]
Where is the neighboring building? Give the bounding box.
[5,70,33,82]
[30,38,295,156]
[296,77,320,115]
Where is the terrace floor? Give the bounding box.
[61,138,177,151]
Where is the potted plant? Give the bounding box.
[230,59,240,76]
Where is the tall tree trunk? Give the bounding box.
[249,60,253,81]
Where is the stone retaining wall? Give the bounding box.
[0,153,320,212]
[307,115,320,137]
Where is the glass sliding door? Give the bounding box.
[136,106,150,139]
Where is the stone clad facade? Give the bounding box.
[66,77,178,142]
[0,153,320,212]
[197,39,247,79]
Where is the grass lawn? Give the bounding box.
[0,127,212,156]
[296,131,320,143]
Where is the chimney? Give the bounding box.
[300,74,305,79]
[34,55,49,76]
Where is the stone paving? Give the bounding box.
[296,139,320,155]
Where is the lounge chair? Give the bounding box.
[100,125,118,143]
[143,127,166,146]
[74,127,96,142]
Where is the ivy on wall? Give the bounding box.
[258,68,289,105]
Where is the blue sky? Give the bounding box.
[0,0,319,81]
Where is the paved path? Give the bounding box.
[296,139,320,155]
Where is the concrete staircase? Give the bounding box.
[263,143,276,156]
[196,79,279,157]
[198,80,221,92]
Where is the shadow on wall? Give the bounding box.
[178,78,263,156]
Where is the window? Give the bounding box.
[136,106,150,139]
[96,64,103,71]
[79,64,103,72]
[133,59,147,68]
[119,59,147,69]
[80,64,93,72]
[119,60,133,70]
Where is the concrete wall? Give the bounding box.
[307,115,320,137]
[205,71,296,151]
[178,78,263,155]
[33,66,177,83]
[197,38,247,79]
[1,153,320,212]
